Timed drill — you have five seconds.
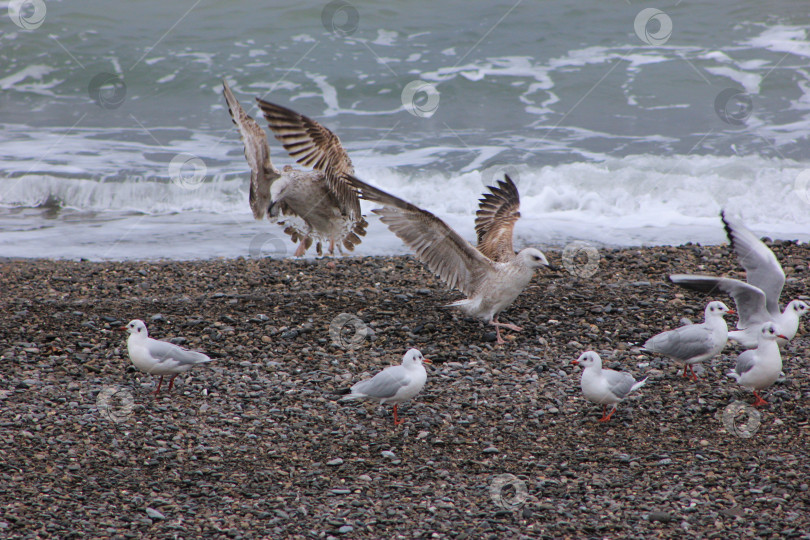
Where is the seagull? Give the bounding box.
[345,173,553,344]
[340,348,432,426]
[642,301,734,380]
[122,319,213,394]
[571,351,648,422]
[727,322,786,406]
[670,211,808,348]
[222,80,366,257]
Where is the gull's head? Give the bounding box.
[518,247,551,269]
[789,300,809,317]
[122,319,148,337]
[403,348,431,366]
[760,322,787,342]
[571,351,602,369]
[705,301,733,318]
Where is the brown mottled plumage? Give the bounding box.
[222,80,366,256]
[475,174,520,263]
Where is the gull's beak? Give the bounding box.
[118,326,128,331]
[570,359,579,365]
[777,334,789,340]
[546,263,560,271]
[727,309,737,315]
[423,357,432,364]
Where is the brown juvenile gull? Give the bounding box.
[222,80,366,256]
[345,173,553,344]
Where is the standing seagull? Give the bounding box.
[670,211,808,348]
[727,322,786,406]
[340,349,432,426]
[345,174,553,344]
[222,80,366,256]
[572,351,648,422]
[642,301,734,380]
[122,319,213,394]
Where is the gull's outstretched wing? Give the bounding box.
[256,99,360,220]
[222,80,280,219]
[475,174,520,262]
[669,274,769,330]
[721,211,785,316]
[346,173,494,297]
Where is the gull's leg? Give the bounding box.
[681,365,688,378]
[393,404,404,426]
[688,365,698,381]
[154,376,164,395]
[598,405,608,422]
[294,240,307,257]
[167,374,179,392]
[601,405,617,422]
[752,391,767,407]
[491,318,523,332]
[329,237,336,255]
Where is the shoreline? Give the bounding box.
[1,244,809,537]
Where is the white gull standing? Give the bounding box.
[727,322,787,406]
[345,174,554,344]
[122,319,213,394]
[222,80,366,256]
[571,351,648,422]
[642,301,733,380]
[340,348,432,426]
[670,211,808,348]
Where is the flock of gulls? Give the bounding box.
[118,82,806,425]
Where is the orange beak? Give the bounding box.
[571,359,579,365]
[727,309,737,315]
[118,326,128,331]
[423,357,432,364]
[777,334,789,340]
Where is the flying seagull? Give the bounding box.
[642,301,733,380]
[571,351,648,422]
[122,319,213,394]
[222,80,366,256]
[345,173,554,344]
[670,211,808,348]
[340,348,431,426]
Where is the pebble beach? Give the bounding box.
[1,243,809,539]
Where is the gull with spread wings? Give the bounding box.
[222,80,366,257]
[346,173,554,344]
